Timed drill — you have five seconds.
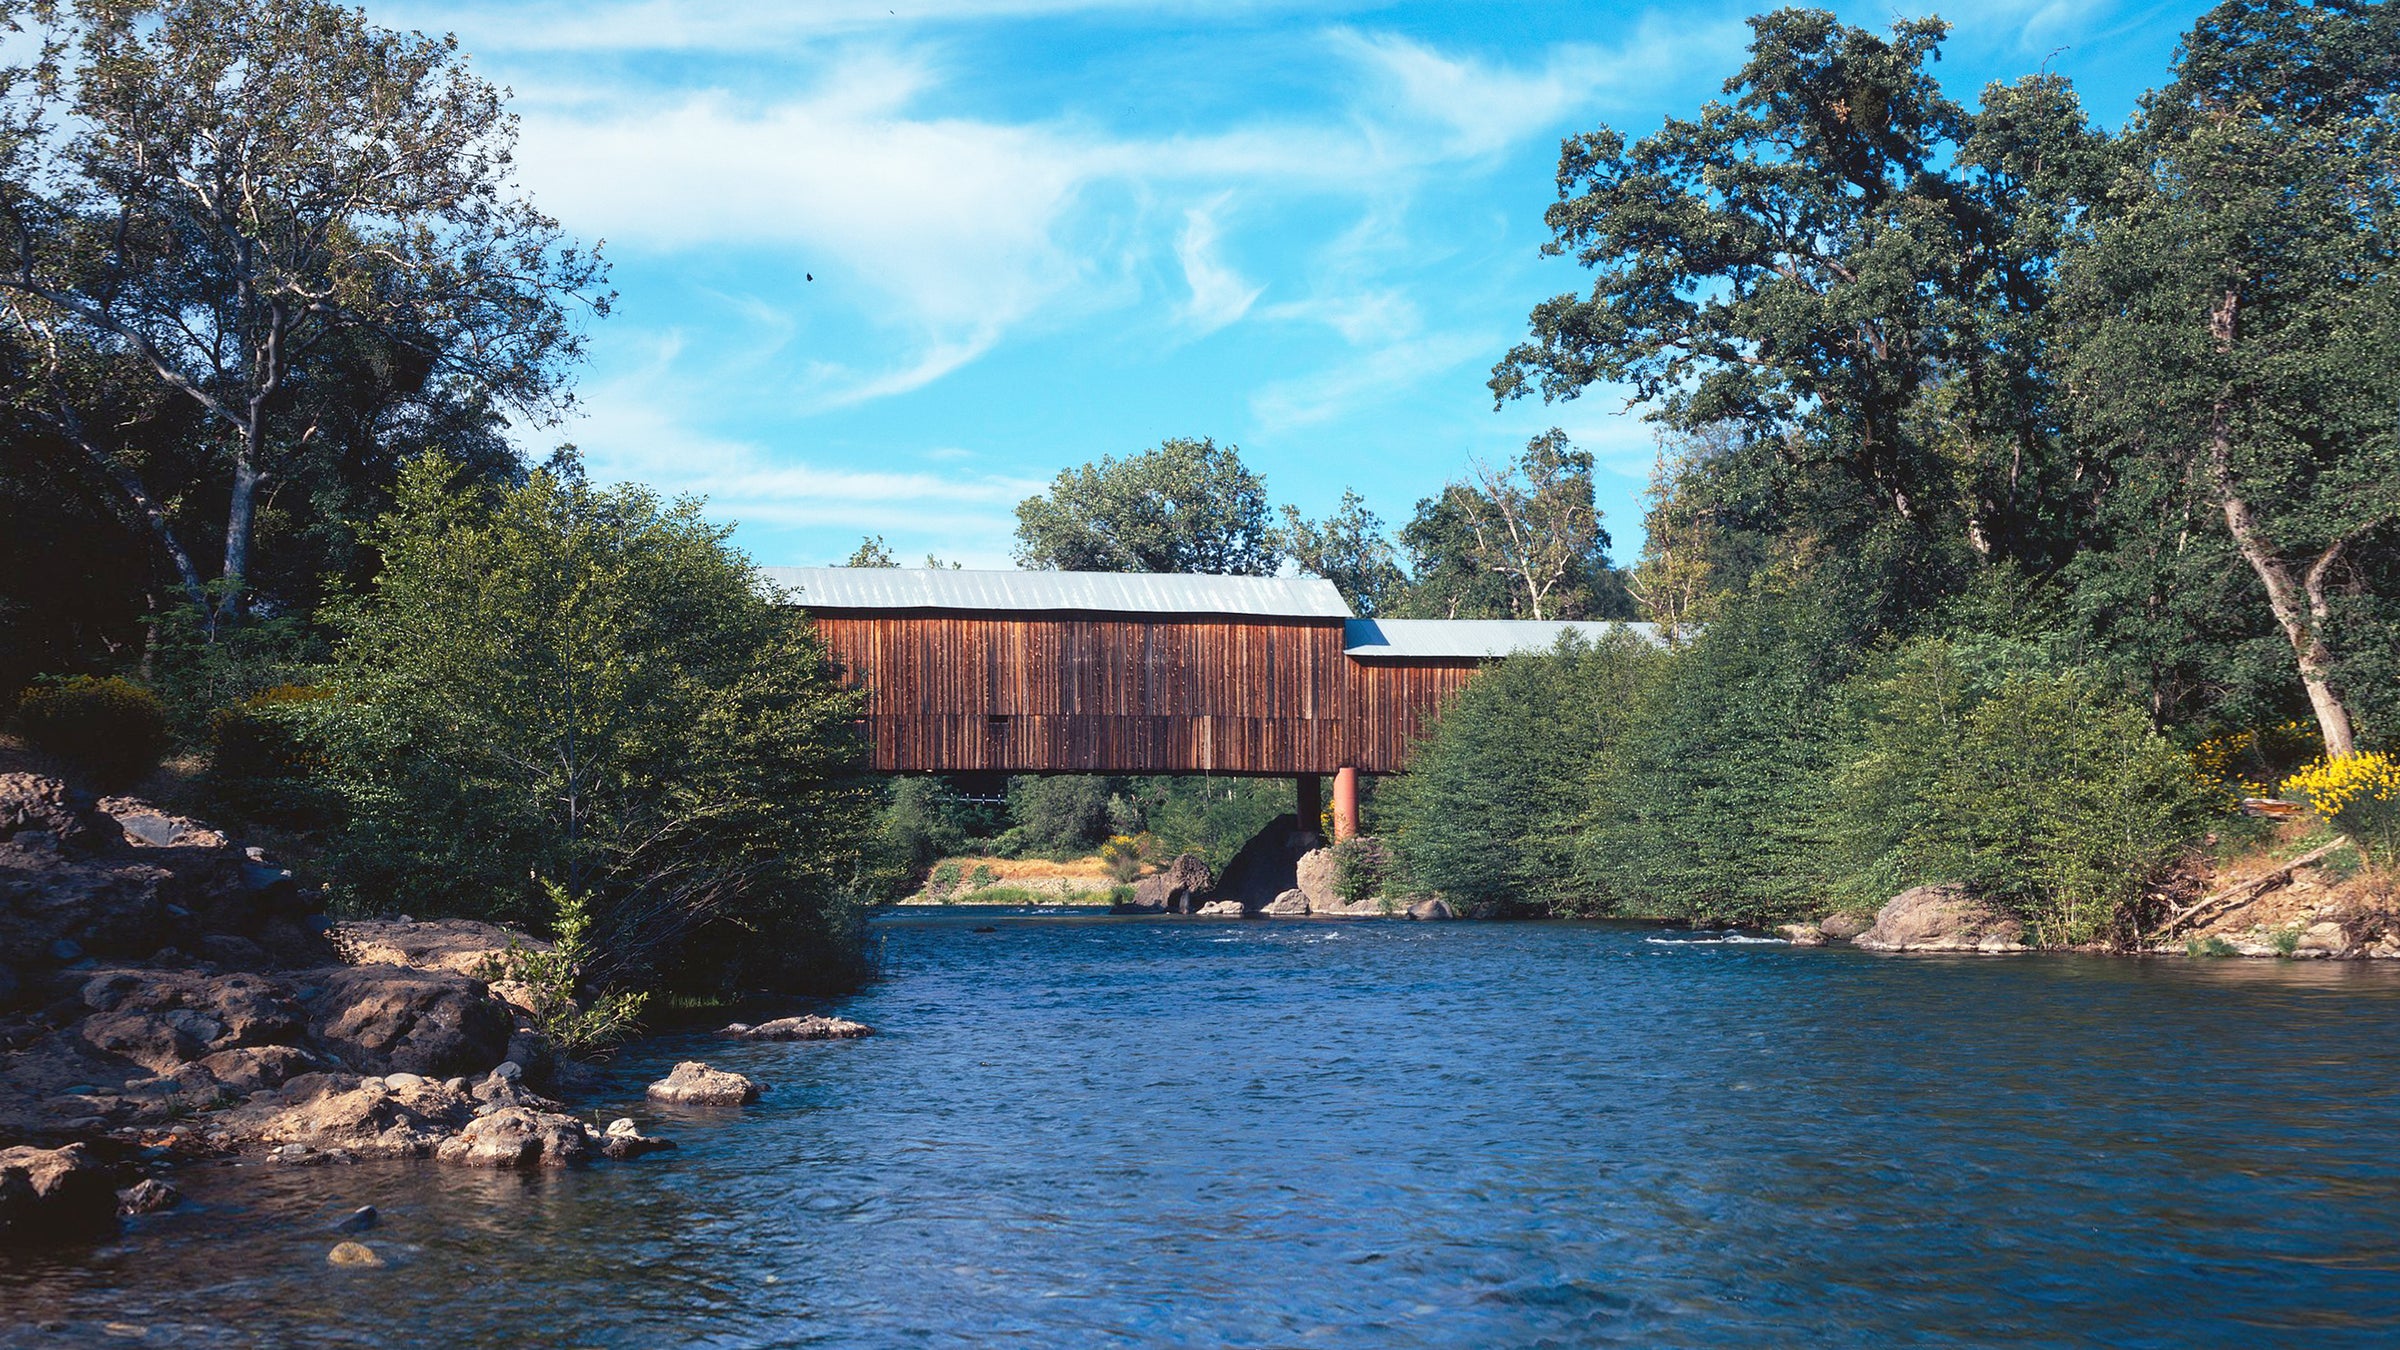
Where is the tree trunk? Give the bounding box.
[58,404,211,622]
[217,432,262,626]
[2203,287,2359,757]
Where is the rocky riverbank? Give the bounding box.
[0,771,829,1244]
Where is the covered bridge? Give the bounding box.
[762,566,1659,836]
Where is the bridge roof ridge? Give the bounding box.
[1344,617,1668,659]
[759,566,1355,619]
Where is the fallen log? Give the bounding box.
[2154,838,2349,938]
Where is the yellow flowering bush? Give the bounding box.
[1099,832,1154,882]
[2193,719,2316,799]
[2281,751,2400,863]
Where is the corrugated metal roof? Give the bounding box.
[1344,617,1667,658]
[759,566,1355,618]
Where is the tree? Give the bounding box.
[1012,436,1278,574]
[0,0,607,631]
[843,535,897,567]
[1393,431,1632,620]
[1492,13,1970,533]
[1385,631,1660,913]
[1282,489,1404,615]
[308,458,880,995]
[2058,0,2400,756]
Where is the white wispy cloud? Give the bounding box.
[1174,196,1264,333]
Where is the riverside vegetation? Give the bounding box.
[2,0,2398,1246]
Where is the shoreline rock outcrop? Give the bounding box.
[0,771,675,1239]
[725,1015,872,1041]
[1853,884,2026,954]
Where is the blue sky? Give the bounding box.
[386,0,2215,571]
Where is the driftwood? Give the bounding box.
[2155,839,2350,938]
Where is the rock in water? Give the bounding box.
[331,1205,378,1233]
[1777,923,1827,946]
[726,1016,872,1042]
[434,1107,592,1168]
[599,1118,677,1160]
[115,1179,181,1215]
[0,1144,125,1240]
[1262,889,1310,916]
[327,1241,384,1268]
[1194,900,1244,917]
[1818,911,1875,941]
[646,1062,762,1105]
[1852,884,2026,953]
[1131,852,1212,914]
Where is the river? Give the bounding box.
[8,910,2400,1347]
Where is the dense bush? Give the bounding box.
[305,458,883,997]
[1829,641,2210,944]
[204,685,339,825]
[1574,583,1865,921]
[1386,630,1662,913]
[15,675,170,787]
[1004,775,1116,854]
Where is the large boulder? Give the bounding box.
[1818,911,1875,941]
[1853,884,2026,953]
[1294,847,1342,912]
[1262,889,1310,916]
[1208,814,1323,913]
[725,1016,872,1041]
[647,1061,760,1105]
[303,965,518,1078]
[73,968,306,1075]
[0,1143,125,1241]
[1405,897,1455,921]
[96,797,230,851]
[0,773,115,852]
[212,1072,478,1159]
[328,918,551,978]
[1132,852,1212,914]
[434,1106,592,1168]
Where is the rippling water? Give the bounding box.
[10,911,2400,1347]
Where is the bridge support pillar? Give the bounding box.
[1297,774,1322,838]
[1332,767,1359,841]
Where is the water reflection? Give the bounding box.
[9,912,2400,1347]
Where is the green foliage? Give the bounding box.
[15,675,169,787]
[1013,437,1278,575]
[1330,835,1394,903]
[1386,630,1662,913]
[1827,641,2212,945]
[1576,582,1864,922]
[1004,776,1117,854]
[306,457,880,995]
[1392,431,1634,621]
[203,684,338,825]
[1128,776,1291,872]
[1284,490,1406,616]
[879,777,997,883]
[479,881,649,1057]
[927,860,963,896]
[2187,935,2239,958]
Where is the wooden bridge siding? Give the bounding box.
[1340,659,1484,773]
[810,613,1357,774]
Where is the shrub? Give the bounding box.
[927,860,964,897]
[1829,641,2212,945]
[1331,835,1393,902]
[309,458,881,997]
[205,684,338,824]
[1575,582,1864,923]
[1387,630,1663,914]
[968,863,997,890]
[1005,775,1116,854]
[15,675,170,787]
[1099,833,1152,882]
[477,881,649,1057]
[2280,751,2400,865]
